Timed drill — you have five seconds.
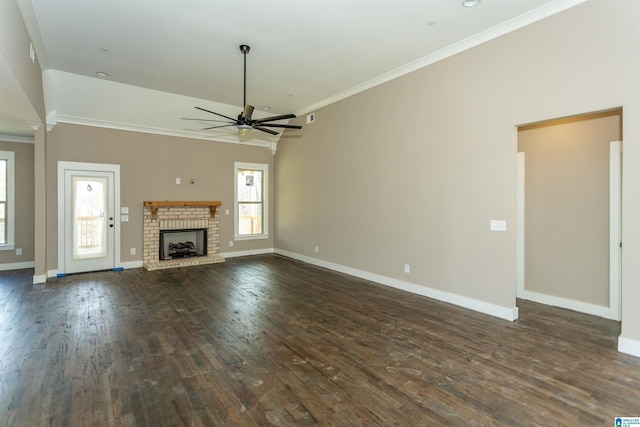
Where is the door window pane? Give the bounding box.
[73,177,107,259]
[0,203,5,245]
[0,160,6,244]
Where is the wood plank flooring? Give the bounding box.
[1,254,639,426]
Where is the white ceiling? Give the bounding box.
[3,0,585,143]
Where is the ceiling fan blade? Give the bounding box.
[195,106,238,122]
[242,105,254,120]
[255,113,297,123]
[201,124,237,131]
[252,125,279,135]
[182,117,234,123]
[256,123,302,129]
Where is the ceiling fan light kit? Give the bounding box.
[183,44,302,137]
[462,0,481,7]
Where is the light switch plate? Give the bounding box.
[121,215,129,222]
[490,220,507,231]
[121,207,129,214]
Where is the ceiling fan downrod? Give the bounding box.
[239,44,250,108]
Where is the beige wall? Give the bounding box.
[0,0,45,120]
[45,123,274,270]
[1,0,45,277]
[0,140,35,265]
[275,0,640,344]
[518,112,621,307]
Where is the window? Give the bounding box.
[234,162,268,239]
[0,151,14,249]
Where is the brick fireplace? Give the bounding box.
[143,201,225,271]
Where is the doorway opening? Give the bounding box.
[516,108,622,320]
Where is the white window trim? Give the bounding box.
[234,161,269,240]
[0,151,15,250]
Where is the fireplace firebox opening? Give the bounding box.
[159,228,207,260]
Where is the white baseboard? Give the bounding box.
[518,289,612,319]
[275,249,518,322]
[120,260,144,269]
[618,336,640,358]
[0,260,35,271]
[32,274,47,284]
[0,260,47,284]
[48,260,144,278]
[219,248,274,258]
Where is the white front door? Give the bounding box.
[58,162,120,275]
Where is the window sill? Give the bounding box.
[0,244,15,251]
[234,234,270,241]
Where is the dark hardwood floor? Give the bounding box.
[1,254,639,426]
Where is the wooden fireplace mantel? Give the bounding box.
[144,201,222,220]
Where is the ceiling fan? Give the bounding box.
[183,45,302,136]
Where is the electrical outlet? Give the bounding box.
[175,177,181,184]
[130,248,136,255]
[16,248,22,256]
[314,245,319,253]
[229,240,234,247]
[404,264,410,274]
[225,209,230,215]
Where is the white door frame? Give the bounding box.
[515,142,622,320]
[516,152,525,298]
[57,161,121,275]
[609,141,622,320]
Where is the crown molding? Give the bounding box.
[56,114,278,149]
[0,134,35,144]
